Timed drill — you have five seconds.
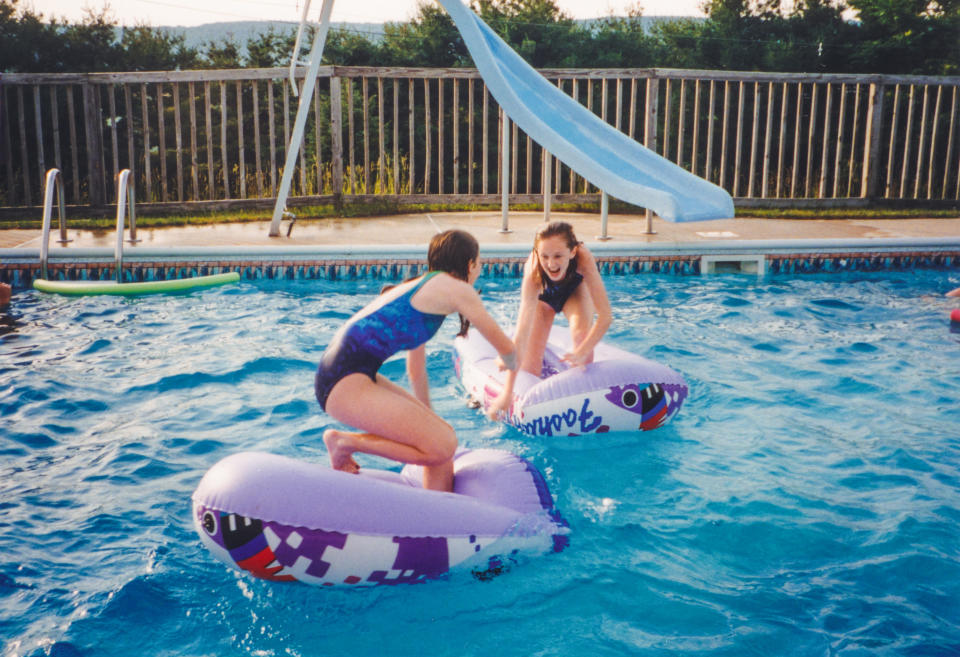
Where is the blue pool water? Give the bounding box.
[2,269,960,656]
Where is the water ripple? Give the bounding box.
[2,272,959,656]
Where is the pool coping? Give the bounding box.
[3,234,960,258]
[2,236,960,285]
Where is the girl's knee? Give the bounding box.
[423,425,457,465]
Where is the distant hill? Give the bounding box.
[149,16,696,51]
[147,21,384,50]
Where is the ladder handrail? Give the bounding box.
[39,168,70,280]
[114,169,138,282]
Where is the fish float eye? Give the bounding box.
[621,389,638,408]
[202,511,218,536]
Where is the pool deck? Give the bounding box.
[2,210,959,286]
[2,210,959,250]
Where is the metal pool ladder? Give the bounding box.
[39,168,140,282]
[39,168,70,280]
[113,169,140,282]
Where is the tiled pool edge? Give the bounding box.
[2,238,959,286]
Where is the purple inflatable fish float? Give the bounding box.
[193,449,568,586]
[455,325,688,436]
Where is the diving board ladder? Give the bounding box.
[268,0,336,237]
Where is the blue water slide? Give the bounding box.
[436,0,734,222]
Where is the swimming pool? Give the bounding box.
[2,269,959,656]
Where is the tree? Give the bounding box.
[474,0,584,67]
[2,0,957,75]
[0,0,203,72]
[0,0,49,72]
[118,25,200,71]
[649,17,707,69]
[63,6,124,71]
[0,1,123,72]
[582,6,657,68]
[245,28,295,68]
[846,0,960,74]
[381,2,467,67]
[781,0,857,73]
[651,0,858,73]
[203,39,243,69]
[323,28,385,66]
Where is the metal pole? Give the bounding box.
[597,190,611,240]
[543,149,552,223]
[500,111,511,233]
[269,0,336,237]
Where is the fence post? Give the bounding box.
[861,81,886,200]
[81,80,106,207]
[330,75,344,209]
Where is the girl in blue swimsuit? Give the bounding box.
[317,230,517,492]
[490,222,612,416]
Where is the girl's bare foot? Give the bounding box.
[323,429,360,474]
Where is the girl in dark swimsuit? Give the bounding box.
[489,222,612,418]
[317,230,517,492]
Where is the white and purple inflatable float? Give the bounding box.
[455,326,688,437]
[193,449,568,586]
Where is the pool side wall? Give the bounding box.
[1,239,959,287]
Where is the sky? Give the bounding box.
[30,0,706,27]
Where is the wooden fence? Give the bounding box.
[2,66,958,213]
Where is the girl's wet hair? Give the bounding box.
[535,221,580,251]
[427,229,480,336]
[533,221,581,288]
[428,230,479,282]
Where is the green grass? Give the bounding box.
[733,207,960,220]
[0,199,956,230]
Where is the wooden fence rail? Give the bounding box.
[2,66,958,213]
